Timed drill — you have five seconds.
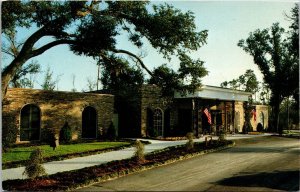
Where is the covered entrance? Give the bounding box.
[174,85,252,136]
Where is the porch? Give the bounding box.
[173,85,252,137]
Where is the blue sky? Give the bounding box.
[2,1,296,92]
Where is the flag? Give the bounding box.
[203,108,212,124]
[251,108,256,121]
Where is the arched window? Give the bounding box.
[20,104,41,141]
[82,106,97,138]
[259,112,265,128]
[153,108,163,137]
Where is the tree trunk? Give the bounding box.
[273,101,281,134]
[2,57,29,100]
[271,92,283,135]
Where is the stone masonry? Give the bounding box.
[140,85,173,137]
[2,88,114,143]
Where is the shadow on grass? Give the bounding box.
[217,170,299,191]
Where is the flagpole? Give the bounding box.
[287,96,289,130]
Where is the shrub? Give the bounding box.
[134,140,145,162]
[148,126,158,137]
[106,122,117,141]
[218,130,226,141]
[23,148,47,179]
[60,122,72,143]
[185,132,194,151]
[2,125,18,152]
[234,128,239,134]
[256,123,263,132]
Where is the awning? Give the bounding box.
[174,85,252,102]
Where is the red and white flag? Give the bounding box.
[203,108,212,124]
[251,108,256,121]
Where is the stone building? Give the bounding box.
[117,84,269,138]
[2,85,269,144]
[2,88,114,143]
[250,105,269,131]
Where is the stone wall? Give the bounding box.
[251,105,269,131]
[140,85,173,137]
[234,101,245,132]
[2,88,114,143]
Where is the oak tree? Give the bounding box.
[238,4,299,134]
[2,1,208,99]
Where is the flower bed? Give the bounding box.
[3,140,234,191]
[248,132,264,135]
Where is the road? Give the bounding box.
[77,136,300,191]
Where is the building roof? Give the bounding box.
[174,85,252,102]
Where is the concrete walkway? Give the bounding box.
[1,133,273,181]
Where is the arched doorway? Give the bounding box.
[20,104,41,141]
[259,112,265,128]
[153,108,163,137]
[82,106,97,138]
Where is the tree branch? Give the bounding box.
[1,48,16,58]
[30,39,78,57]
[110,49,154,77]
[77,0,100,17]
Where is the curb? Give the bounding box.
[3,141,235,191]
[74,141,236,191]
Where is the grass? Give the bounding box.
[3,141,130,164]
[3,140,235,191]
[282,130,300,135]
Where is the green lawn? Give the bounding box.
[3,141,130,163]
[283,130,300,135]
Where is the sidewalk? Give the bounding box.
[1,133,272,181]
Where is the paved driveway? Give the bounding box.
[2,134,270,181]
[77,136,300,191]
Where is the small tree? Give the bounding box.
[2,116,18,152]
[40,66,61,91]
[256,123,263,132]
[106,121,117,141]
[59,122,72,144]
[134,140,145,163]
[49,132,59,151]
[218,129,226,141]
[23,148,46,179]
[185,132,194,151]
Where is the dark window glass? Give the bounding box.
[153,108,163,137]
[20,104,40,141]
[82,106,97,138]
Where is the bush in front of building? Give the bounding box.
[134,140,145,163]
[106,122,117,141]
[185,132,194,151]
[256,123,263,132]
[2,123,18,152]
[218,130,226,141]
[59,122,72,144]
[148,126,158,138]
[23,148,47,179]
[3,139,235,191]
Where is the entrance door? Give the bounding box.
[178,109,192,134]
[153,108,163,137]
[82,106,97,138]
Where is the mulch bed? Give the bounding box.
[3,140,234,191]
[3,140,151,169]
